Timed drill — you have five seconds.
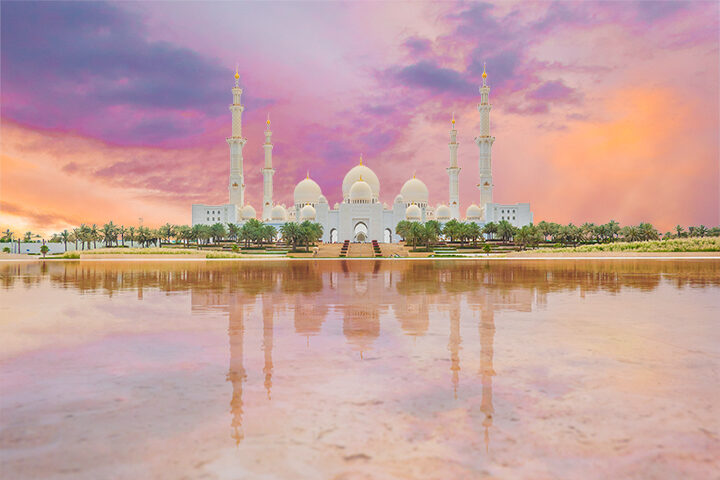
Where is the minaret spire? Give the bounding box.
[475,63,494,219]
[227,67,247,209]
[262,112,275,220]
[447,112,461,219]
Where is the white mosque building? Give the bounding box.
[191,67,532,243]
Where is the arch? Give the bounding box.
[330,228,338,243]
[384,228,392,243]
[353,222,368,242]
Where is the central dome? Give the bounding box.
[400,177,429,205]
[349,179,373,203]
[342,160,380,200]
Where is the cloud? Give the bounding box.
[391,61,477,97]
[0,1,232,146]
[526,80,582,104]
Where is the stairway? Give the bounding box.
[339,240,350,257]
[347,243,374,258]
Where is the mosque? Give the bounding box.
[191,67,532,242]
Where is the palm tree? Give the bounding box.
[496,220,515,243]
[128,226,136,247]
[102,222,117,247]
[118,225,127,246]
[467,222,482,247]
[675,225,684,238]
[40,244,49,258]
[441,219,460,243]
[89,224,99,249]
[227,223,240,242]
[210,223,227,243]
[280,222,301,251]
[60,230,71,252]
[158,223,175,243]
[482,222,498,241]
[1,229,13,242]
[395,220,412,243]
[423,222,439,249]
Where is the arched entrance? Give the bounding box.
[384,228,392,243]
[353,222,368,242]
[330,228,338,243]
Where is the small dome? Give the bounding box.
[466,204,482,220]
[241,204,256,220]
[300,204,316,221]
[294,176,322,205]
[436,205,451,220]
[271,205,287,221]
[349,179,373,202]
[394,194,404,204]
[400,177,429,205]
[318,195,328,204]
[342,162,380,200]
[405,204,421,220]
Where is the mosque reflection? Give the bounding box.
[2,259,719,448]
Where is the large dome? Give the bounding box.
[400,177,429,205]
[436,205,451,220]
[271,205,287,221]
[294,175,322,206]
[342,160,380,200]
[300,204,316,221]
[349,179,373,203]
[405,204,421,220]
[241,204,256,220]
[466,204,482,220]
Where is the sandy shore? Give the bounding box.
[506,250,720,258]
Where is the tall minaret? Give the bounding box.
[475,63,495,220]
[262,114,275,221]
[447,113,461,219]
[228,67,246,209]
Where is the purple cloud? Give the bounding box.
[0,1,238,146]
[526,80,581,104]
[392,61,476,97]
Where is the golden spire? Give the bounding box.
[266,113,271,131]
[359,175,364,181]
[306,171,309,179]
[451,112,455,126]
[482,62,487,79]
[234,65,240,80]
[359,153,363,166]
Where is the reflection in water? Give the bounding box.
[227,300,246,446]
[2,259,719,450]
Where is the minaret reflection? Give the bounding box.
[479,308,495,452]
[227,301,247,446]
[448,302,461,399]
[262,296,274,400]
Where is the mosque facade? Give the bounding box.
[191,67,532,242]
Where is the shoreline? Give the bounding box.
[2,251,719,262]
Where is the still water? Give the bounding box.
[1,259,719,479]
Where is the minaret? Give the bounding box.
[475,63,495,220]
[262,114,275,220]
[227,67,247,209]
[447,113,461,219]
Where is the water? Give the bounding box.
[1,259,719,479]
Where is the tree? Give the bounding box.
[607,220,620,241]
[620,225,641,242]
[40,244,49,258]
[496,220,515,243]
[442,219,461,242]
[1,229,13,242]
[262,224,277,244]
[407,221,425,250]
[118,225,127,246]
[675,225,684,238]
[227,223,240,242]
[280,222,301,250]
[60,230,71,252]
[90,224,99,249]
[638,222,659,241]
[467,222,482,247]
[423,222,439,249]
[175,225,191,246]
[515,224,542,250]
[128,226,136,247]
[395,220,412,242]
[102,222,117,247]
[71,228,80,250]
[537,221,553,242]
[299,221,323,251]
[482,222,498,241]
[159,223,175,243]
[210,223,227,243]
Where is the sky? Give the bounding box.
[1,0,718,235]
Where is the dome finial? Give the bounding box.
[359,175,363,181]
[306,170,309,179]
[359,153,363,166]
[266,112,271,129]
[482,62,487,79]
[451,112,455,126]
[234,64,240,87]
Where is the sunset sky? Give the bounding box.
[1,0,718,235]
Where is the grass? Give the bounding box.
[79,247,203,255]
[532,237,720,253]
